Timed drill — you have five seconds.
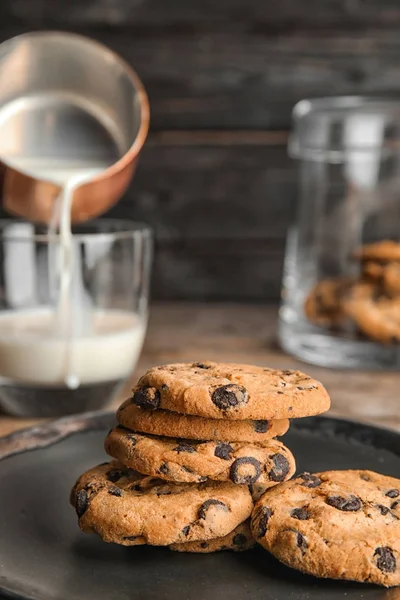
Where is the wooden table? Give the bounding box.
[1,303,399,437]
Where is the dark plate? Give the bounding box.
[0,412,399,600]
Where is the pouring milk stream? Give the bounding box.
[0,32,149,393]
[0,159,145,388]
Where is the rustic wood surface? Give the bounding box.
[2,2,400,299]
[0,303,399,438]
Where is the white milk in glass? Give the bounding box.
[0,158,145,391]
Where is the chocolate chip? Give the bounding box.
[75,490,88,517]
[159,463,169,475]
[291,507,311,520]
[326,495,362,511]
[298,472,322,488]
[174,443,196,454]
[268,453,290,482]
[254,506,272,538]
[211,384,248,410]
[132,387,160,410]
[230,457,262,484]
[391,501,399,510]
[377,504,391,516]
[214,443,233,460]
[156,489,172,496]
[386,489,400,498]
[297,386,305,390]
[126,434,137,445]
[106,469,123,483]
[108,486,123,497]
[200,542,208,548]
[254,420,269,433]
[360,473,371,481]
[131,484,143,492]
[180,465,194,474]
[233,533,247,546]
[297,531,308,553]
[192,363,211,369]
[123,535,138,541]
[198,499,228,520]
[374,547,396,573]
[182,525,190,536]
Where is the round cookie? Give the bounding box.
[304,278,352,328]
[71,461,253,546]
[117,399,290,443]
[251,469,400,587]
[343,281,400,343]
[132,362,330,420]
[105,426,296,485]
[170,519,254,553]
[353,240,400,262]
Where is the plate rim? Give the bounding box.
[0,412,398,600]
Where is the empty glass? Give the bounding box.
[279,97,400,370]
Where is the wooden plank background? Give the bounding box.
[1,0,400,300]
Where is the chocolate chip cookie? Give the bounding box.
[132,362,330,420]
[170,519,254,553]
[353,240,400,262]
[383,263,400,298]
[117,400,290,443]
[362,261,386,282]
[251,469,400,587]
[304,278,352,328]
[71,461,253,546]
[343,281,400,343]
[359,255,400,298]
[105,427,296,485]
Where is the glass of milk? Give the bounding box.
[0,219,152,417]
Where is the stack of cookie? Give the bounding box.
[71,361,330,553]
[305,240,400,343]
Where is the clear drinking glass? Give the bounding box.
[0,219,152,416]
[278,96,400,370]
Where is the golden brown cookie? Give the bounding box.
[117,399,290,443]
[343,281,400,343]
[170,519,254,553]
[361,261,386,282]
[383,263,400,298]
[304,278,352,327]
[360,262,400,298]
[353,240,400,262]
[71,461,253,546]
[251,469,400,587]
[132,362,330,420]
[105,427,296,485]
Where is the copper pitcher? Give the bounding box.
[0,31,149,224]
